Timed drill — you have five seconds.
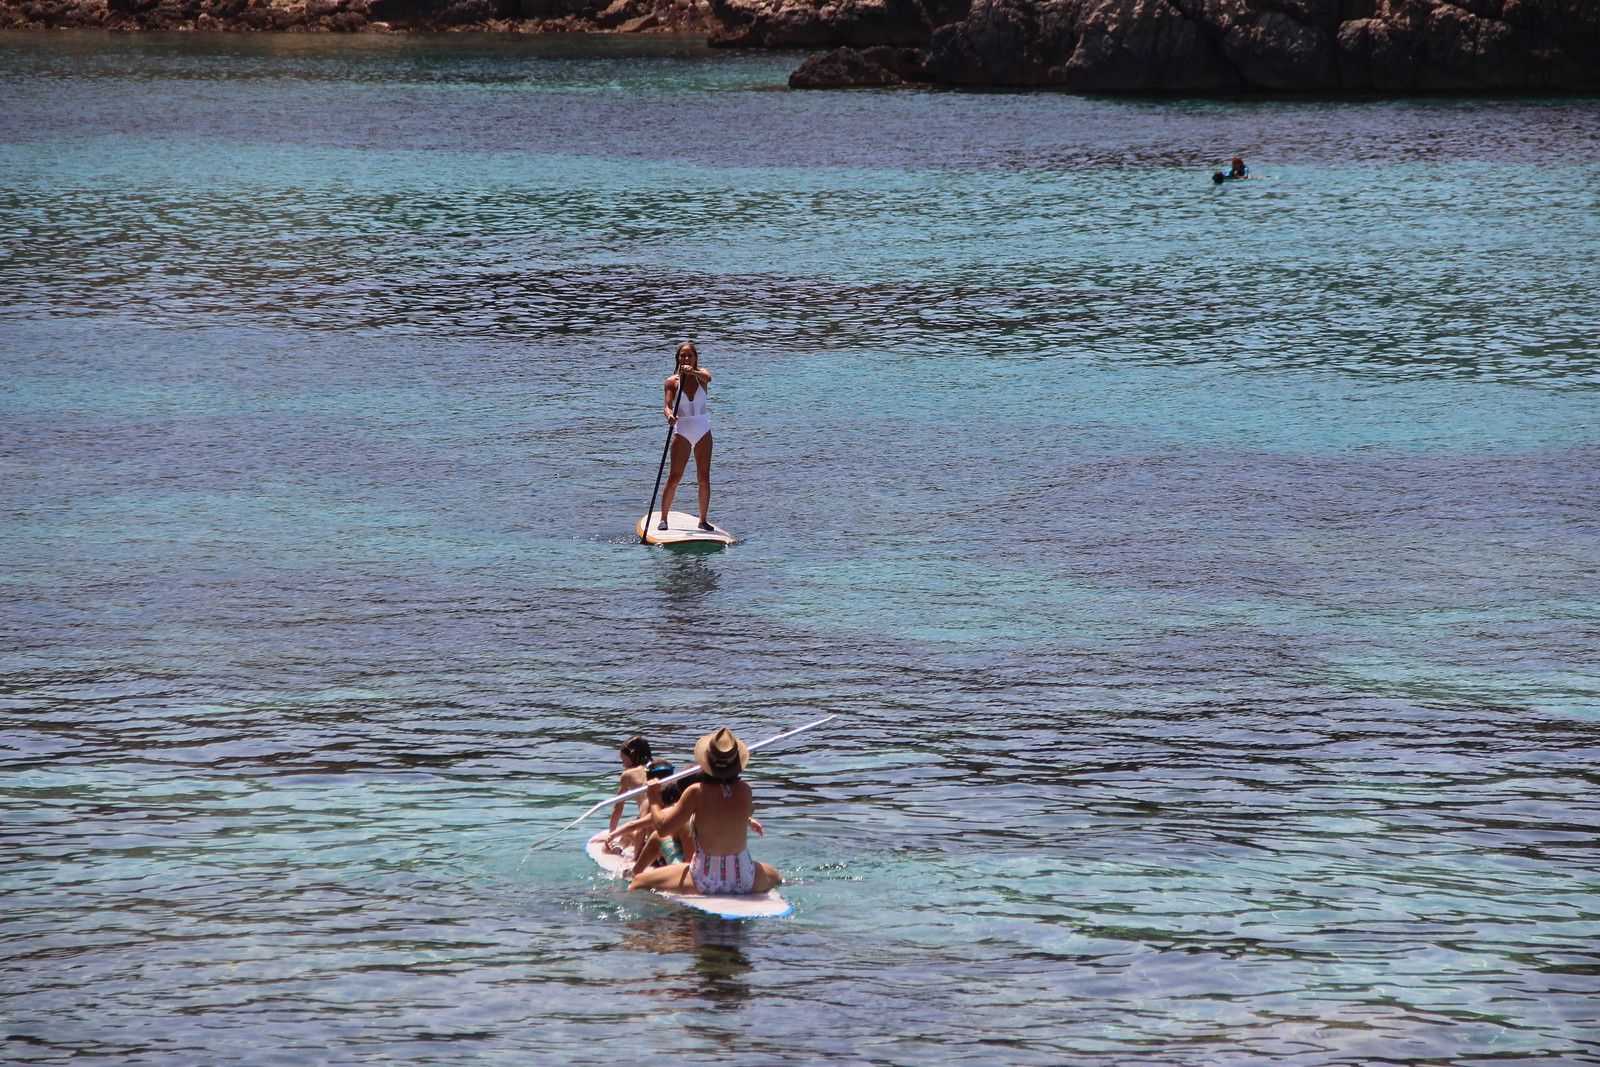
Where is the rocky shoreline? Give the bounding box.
[3,0,1596,93]
[789,0,1600,91]
[0,0,719,35]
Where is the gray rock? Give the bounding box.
[789,43,926,85]
[1336,17,1418,90]
[709,0,961,47]
[926,0,1048,84]
[1220,9,1335,89]
[813,0,1600,90]
[1059,0,1237,90]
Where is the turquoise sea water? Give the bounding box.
[3,31,1599,1065]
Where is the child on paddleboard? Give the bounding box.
[611,772,693,877]
[607,735,672,856]
[628,728,781,896]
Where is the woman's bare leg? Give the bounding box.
[693,433,713,527]
[752,861,782,892]
[658,435,692,525]
[630,862,694,892]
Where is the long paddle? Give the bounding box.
[641,376,684,544]
[521,713,838,859]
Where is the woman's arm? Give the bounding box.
[608,812,654,845]
[682,365,711,384]
[647,780,697,838]
[663,375,679,421]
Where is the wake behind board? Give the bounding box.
[637,510,736,548]
[585,831,791,919]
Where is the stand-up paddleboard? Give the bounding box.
[585,831,791,919]
[637,510,736,548]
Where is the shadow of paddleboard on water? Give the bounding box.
[614,913,756,1006]
[651,552,721,602]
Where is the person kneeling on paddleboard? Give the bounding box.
[609,770,766,879]
[607,735,672,858]
[629,728,782,896]
[610,772,692,877]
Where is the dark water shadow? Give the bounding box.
[652,551,722,603]
[617,912,753,1010]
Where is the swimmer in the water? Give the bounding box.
[1212,156,1249,184]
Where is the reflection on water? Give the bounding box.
[685,940,753,1011]
[616,914,755,1008]
[653,552,723,601]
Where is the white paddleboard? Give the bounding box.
[585,831,791,919]
[637,510,736,547]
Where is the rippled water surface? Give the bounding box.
[3,30,1599,1065]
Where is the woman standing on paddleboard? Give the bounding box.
[657,342,715,532]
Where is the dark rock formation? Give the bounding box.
[0,0,716,32]
[788,0,1600,90]
[708,0,968,47]
[923,0,1049,83]
[789,43,927,84]
[4,0,1595,94]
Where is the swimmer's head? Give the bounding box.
[675,342,699,369]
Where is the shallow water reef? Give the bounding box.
[787,0,1600,90]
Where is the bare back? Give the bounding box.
[610,764,648,827]
[630,773,782,894]
[683,779,753,855]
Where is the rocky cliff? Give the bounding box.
[4,0,1595,94]
[0,0,715,32]
[787,0,1600,90]
[705,0,967,46]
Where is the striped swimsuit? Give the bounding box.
[689,825,755,895]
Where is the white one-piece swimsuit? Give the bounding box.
[673,382,710,446]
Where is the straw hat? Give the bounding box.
[694,727,749,779]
